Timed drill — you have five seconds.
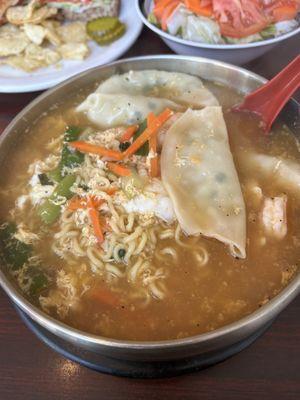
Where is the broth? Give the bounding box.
[0,76,299,341]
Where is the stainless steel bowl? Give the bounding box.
[0,56,299,368]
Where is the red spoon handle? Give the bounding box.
[234,55,300,133]
[262,70,300,132]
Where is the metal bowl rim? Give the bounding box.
[0,54,299,351]
[136,0,300,50]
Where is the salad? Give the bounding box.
[147,0,300,44]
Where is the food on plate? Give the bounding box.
[0,0,19,24]
[0,70,299,341]
[0,0,125,72]
[46,0,120,22]
[147,0,300,44]
[86,17,126,45]
[6,0,57,25]
[0,24,30,56]
[4,43,61,70]
[0,19,89,71]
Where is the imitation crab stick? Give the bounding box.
[69,141,123,160]
[122,108,173,159]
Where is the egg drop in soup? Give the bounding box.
[0,70,299,340]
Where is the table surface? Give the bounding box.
[0,27,299,400]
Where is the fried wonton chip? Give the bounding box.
[6,0,37,24]
[1,4,90,72]
[23,23,46,45]
[46,27,61,45]
[40,20,62,46]
[3,54,44,71]
[6,0,57,26]
[0,25,29,56]
[57,21,87,44]
[58,42,89,60]
[41,20,60,30]
[3,42,61,71]
[25,43,60,64]
[0,23,19,34]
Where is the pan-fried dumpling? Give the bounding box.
[76,93,182,129]
[161,107,246,258]
[241,152,300,197]
[96,70,219,108]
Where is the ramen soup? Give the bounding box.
[0,70,299,341]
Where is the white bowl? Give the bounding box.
[136,0,300,65]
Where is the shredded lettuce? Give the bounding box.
[224,33,263,44]
[162,4,221,44]
[149,2,299,45]
[148,12,159,26]
[176,26,183,37]
[260,24,276,39]
[166,5,188,36]
[182,15,222,44]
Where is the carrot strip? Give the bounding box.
[68,195,104,211]
[89,287,119,307]
[153,0,179,20]
[184,0,213,16]
[147,113,159,178]
[103,187,118,195]
[107,162,132,177]
[87,196,104,243]
[120,125,139,143]
[161,1,179,30]
[272,5,297,22]
[122,109,173,159]
[69,141,122,160]
[68,196,87,211]
[91,197,105,208]
[147,112,156,126]
[99,216,111,233]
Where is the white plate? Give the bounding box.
[0,2,142,93]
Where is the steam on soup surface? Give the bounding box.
[0,70,299,341]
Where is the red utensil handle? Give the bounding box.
[234,55,300,133]
[251,55,300,99]
[263,70,300,132]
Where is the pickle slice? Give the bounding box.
[88,22,126,46]
[87,17,121,37]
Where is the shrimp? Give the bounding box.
[261,195,287,239]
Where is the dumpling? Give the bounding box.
[76,93,182,129]
[96,70,219,108]
[161,107,246,258]
[241,153,300,197]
